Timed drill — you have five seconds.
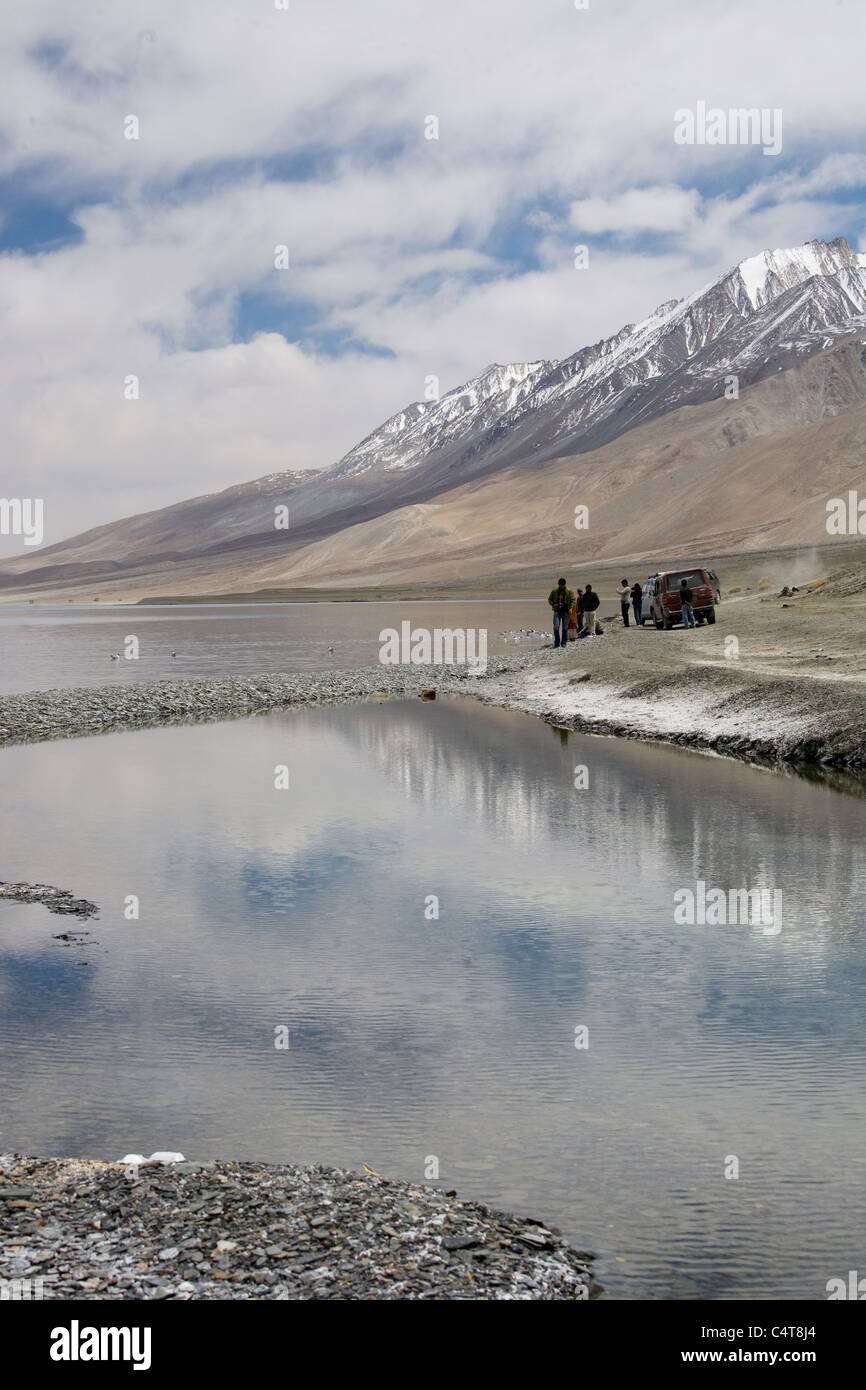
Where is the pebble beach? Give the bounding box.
[0,1154,596,1301]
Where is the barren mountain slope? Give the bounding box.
[6,334,864,601]
[4,238,866,601]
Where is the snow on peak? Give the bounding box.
[650,298,683,320]
[443,359,551,409]
[735,238,860,309]
[477,360,550,386]
[320,237,866,485]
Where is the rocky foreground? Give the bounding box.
[0,1154,596,1301]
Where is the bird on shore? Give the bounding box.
[120,1151,185,1167]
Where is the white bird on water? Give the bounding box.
[110,653,120,661]
[170,651,177,658]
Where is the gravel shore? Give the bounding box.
[2,640,866,769]
[470,646,866,770]
[0,881,99,918]
[0,1153,596,1301]
[0,664,448,745]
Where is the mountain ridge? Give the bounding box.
[4,236,866,599]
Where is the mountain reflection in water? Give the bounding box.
[1,697,864,1299]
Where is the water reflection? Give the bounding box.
[1,698,864,1300]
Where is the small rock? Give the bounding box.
[515,1229,556,1249]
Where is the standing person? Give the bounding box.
[568,594,578,642]
[575,587,585,633]
[582,582,600,634]
[547,577,575,648]
[619,579,631,627]
[630,580,643,627]
[680,577,696,629]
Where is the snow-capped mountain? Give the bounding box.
[4,237,866,596]
[313,236,866,498]
[329,361,553,480]
[735,240,865,310]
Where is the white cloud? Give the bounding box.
[0,0,864,553]
[570,187,701,235]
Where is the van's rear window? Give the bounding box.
[665,571,705,589]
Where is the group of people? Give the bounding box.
[548,574,700,646]
[546,578,603,647]
[617,579,646,628]
[547,576,645,648]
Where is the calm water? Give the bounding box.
[0,601,559,695]
[2,698,864,1299]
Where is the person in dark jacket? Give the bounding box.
[631,581,643,626]
[582,582,600,634]
[547,577,575,648]
[680,577,696,629]
[575,587,585,633]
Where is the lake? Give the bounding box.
[2,696,864,1299]
[0,601,557,695]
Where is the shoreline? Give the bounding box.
[0,1153,596,1301]
[2,645,866,772]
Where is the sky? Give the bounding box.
[2,0,866,552]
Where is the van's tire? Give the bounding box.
[662,612,673,630]
[654,613,663,629]
[706,609,716,625]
